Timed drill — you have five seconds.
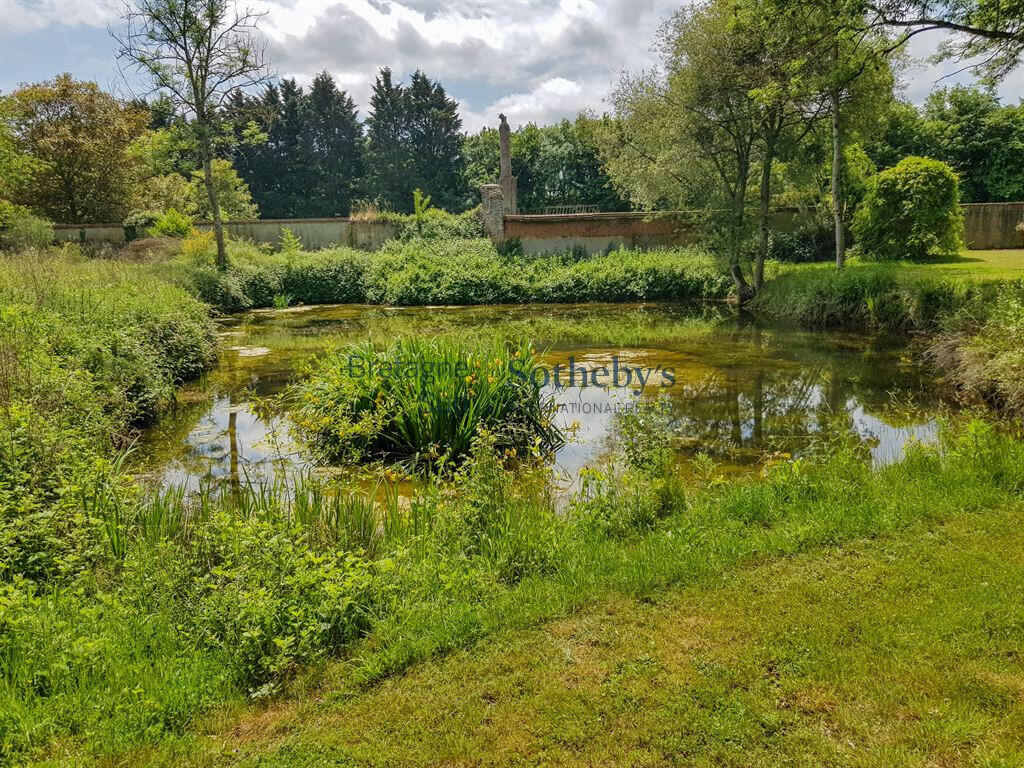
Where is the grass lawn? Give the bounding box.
[904,249,1024,280]
[145,498,1024,768]
[785,249,1024,280]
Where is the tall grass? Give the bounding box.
[927,288,1024,416]
[749,262,1019,332]
[5,415,1021,764]
[0,251,217,583]
[291,337,565,470]
[169,237,730,313]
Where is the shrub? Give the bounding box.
[766,221,834,263]
[0,201,53,250]
[0,254,217,583]
[122,209,160,241]
[291,337,565,470]
[928,288,1024,417]
[851,156,964,261]
[749,265,996,331]
[149,208,194,238]
[366,206,485,241]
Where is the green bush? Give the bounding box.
[149,208,194,238]
[0,254,217,583]
[0,201,53,250]
[122,209,160,240]
[291,337,565,470]
[929,288,1024,417]
[171,239,729,313]
[852,156,964,261]
[369,206,485,241]
[749,265,1005,332]
[766,222,834,263]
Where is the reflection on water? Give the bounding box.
[135,303,950,490]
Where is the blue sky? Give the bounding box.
[2,0,1021,132]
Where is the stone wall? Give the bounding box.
[503,204,1024,255]
[962,202,1024,250]
[503,210,799,256]
[48,202,1024,253]
[53,217,398,250]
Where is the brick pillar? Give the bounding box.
[480,184,505,242]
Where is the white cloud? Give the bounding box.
[252,0,666,127]
[901,28,1024,104]
[2,0,1018,129]
[2,0,121,34]
[462,76,597,132]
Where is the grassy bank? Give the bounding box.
[750,258,1024,415]
[166,236,730,313]
[0,252,217,584]
[4,398,1024,763]
[2,248,1023,765]
[161,488,1024,768]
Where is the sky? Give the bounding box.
[1,0,1021,133]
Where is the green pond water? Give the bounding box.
[136,303,949,491]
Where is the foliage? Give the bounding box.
[279,226,302,254]
[0,252,217,584]
[114,0,272,267]
[291,337,565,470]
[149,208,194,237]
[188,158,258,221]
[867,0,1024,83]
[4,74,149,223]
[929,288,1024,416]
[865,87,1024,203]
[5,403,1024,762]
[852,156,964,261]
[363,68,468,213]
[765,221,836,263]
[750,262,1013,331]
[0,200,53,250]
[129,171,195,218]
[228,72,364,218]
[463,116,632,213]
[173,238,729,313]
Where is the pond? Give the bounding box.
[135,303,948,491]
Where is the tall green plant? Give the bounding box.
[291,337,565,470]
[852,156,964,260]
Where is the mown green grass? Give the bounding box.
[888,248,1024,280]
[158,496,1024,768]
[6,414,1019,766]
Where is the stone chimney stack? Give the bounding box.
[497,113,518,214]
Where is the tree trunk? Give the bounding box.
[730,157,754,303]
[200,130,228,269]
[831,43,846,270]
[756,128,776,291]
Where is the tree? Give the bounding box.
[363,68,467,213]
[406,70,466,211]
[865,0,1024,81]
[606,0,827,297]
[5,74,148,223]
[463,117,630,212]
[189,159,258,220]
[115,0,271,267]
[363,68,413,211]
[852,155,964,259]
[771,0,897,269]
[0,97,43,204]
[304,71,363,216]
[863,87,1024,202]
